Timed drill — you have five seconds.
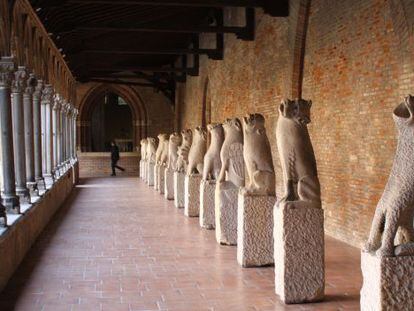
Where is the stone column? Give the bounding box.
[52,95,61,176]
[66,104,72,166]
[33,80,45,190]
[60,104,66,168]
[23,73,38,196]
[72,108,78,160]
[0,56,18,218]
[42,85,54,186]
[11,66,31,204]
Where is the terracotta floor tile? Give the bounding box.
[0,177,362,311]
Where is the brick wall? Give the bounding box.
[176,0,414,247]
[78,153,139,178]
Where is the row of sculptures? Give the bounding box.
[141,98,321,206]
[140,96,414,258]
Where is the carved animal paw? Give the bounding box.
[375,247,394,258]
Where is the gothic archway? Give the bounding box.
[78,83,148,152]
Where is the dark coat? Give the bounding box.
[111,145,120,161]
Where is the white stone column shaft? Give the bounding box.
[23,73,38,195]
[52,96,60,175]
[0,56,18,217]
[42,85,54,185]
[33,80,44,189]
[11,66,30,204]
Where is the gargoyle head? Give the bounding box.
[223,118,242,133]
[279,99,312,126]
[169,132,182,145]
[242,113,266,135]
[181,129,192,144]
[195,126,207,141]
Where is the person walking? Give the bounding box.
[110,141,125,176]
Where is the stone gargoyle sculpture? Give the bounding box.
[160,134,170,167]
[140,139,147,161]
[187,126,207,175]
[217,118,245,187]
[241,113,275,196]
[146,137,157,164]
[276,99,321,209]
[176,129,192,173]
[363,95,414,257]
[202,123,224,180]
[155,134,168,165]
[167,132,182,171]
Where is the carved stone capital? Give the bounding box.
[24,73,37,96]
[52,93,62,110]
[41,84,54,105]
[33,80,44,99]
[11,66,28,93]
[0,57,16,87]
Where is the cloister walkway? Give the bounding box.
[0,177,361,311]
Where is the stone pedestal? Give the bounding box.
[154,164,160,190]
[184,174,202,217]
[147,162,155,186]
[139,160,144,179]
[200,179,216,229]
[360,252,414,311]
[158,165,165,194]
[274,202,324,304]
[215,182,239,245]
[174,171,185,208]
[237,194,275,267]
[164,168,174,200]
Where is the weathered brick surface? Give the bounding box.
[78,153,139,178]
[176,0,414,247]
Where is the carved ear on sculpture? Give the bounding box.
[405,95,414,114]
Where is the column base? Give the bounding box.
[274,202,325,304]
[173,171,185,208]
[215,182,238,245]
[361,251,414,311]
[44,173,55,188]
[142,160,148,182]
[164,168,174,200]
[16,187,31,205]
[147,163,155,186]
[184,174,202,217]
[2,194,20,214]
[139,160,144,179]
[200,179,216,229]
[237,194,275,267]
[0,204,7,227]
[35,176,46,191]
[27,181,39,198]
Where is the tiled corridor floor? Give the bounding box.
[0,177,361,311]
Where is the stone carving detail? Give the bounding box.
[167,132,182,171]
[11,66,28,93]
[364,95,414,257]
[276,99,321,209]
[24,73,37,95]
[218,118,244,187]
[160,135,169,167]
[187,127,207,175]
[33,79,44,99]
[202,123,224,181]
[41,84,54,104]
[146,137,157,164]
[0,57,15,87]
[241,114,275,196]
[155,134,168,165]
[140,139,147,161]
[176,129,192,173]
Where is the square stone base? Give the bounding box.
[184,174,202,217]
[237,194,275,267]
[200,180,216,229]
[139,160,143,179]
[215,182,238,245]
[147,163,155,186]
[174,171,185,208]
[154,164,160,190]
[159,165,165,194]
[274,202,325,304]
[361,252,414,311]
[164,168,174,200]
